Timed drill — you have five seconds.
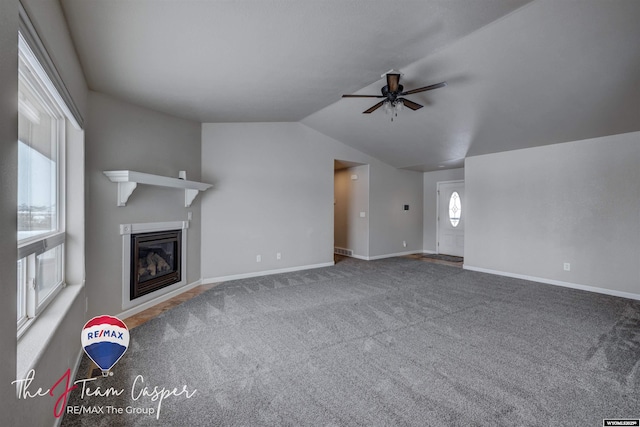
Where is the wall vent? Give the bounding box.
[334,247,353,256]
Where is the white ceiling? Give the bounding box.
[61,0,640,171]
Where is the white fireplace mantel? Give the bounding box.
[103,170,213,207]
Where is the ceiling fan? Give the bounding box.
[342,70,446,120]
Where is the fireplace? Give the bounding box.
[121,221,189,310]
[130,230,182,299]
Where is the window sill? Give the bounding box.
[16,283,84,380]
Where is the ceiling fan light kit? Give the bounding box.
[342,70,446,121]
[383,99,403,121]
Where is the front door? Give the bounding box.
[437,180,464,257]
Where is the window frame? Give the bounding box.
[17,32,67,338]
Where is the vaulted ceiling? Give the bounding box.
[61,0,640,171]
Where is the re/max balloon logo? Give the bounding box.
[81,315,130,377]
[11,315,197,420]
[86,329,126,340]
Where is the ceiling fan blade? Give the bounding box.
[386,73,401,93]
[398,98,423,111]
[401,81,447,96]
[342,94,384,98]
[363,101,385,114]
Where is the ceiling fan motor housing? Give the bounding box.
[381,84,403,102]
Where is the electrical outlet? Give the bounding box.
[256,255,261,263]
[187,211,193,220]
[563,262,570,271]
[403,241,407,248]
[277,252,281,260]
[360,212,366,218]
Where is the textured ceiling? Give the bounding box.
[304,0,640,170]
[61,0,640,171]
[60,0,532,123]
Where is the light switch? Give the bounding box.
[360,212,366,218]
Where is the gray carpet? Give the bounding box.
[62,257,640,426]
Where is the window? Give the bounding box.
[449,191,461,227]
[17,33,66,335]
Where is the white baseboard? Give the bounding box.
[202,262,335,285]
[117,279,203,320]
[367,250,421,261]
[464,265,640,301]
[422,250,436,254]
[351,254,369,261]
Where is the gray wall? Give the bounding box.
[85,91,202,317]
[2,1,89,424]
[334,165,369,258]
[0,1,19,424]
[369,164,423,258]
[201,122,423,280]
[465,131,640,296]
[423,168,465,252]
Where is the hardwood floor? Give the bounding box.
[123,282,219,329]
[404,253,464,268]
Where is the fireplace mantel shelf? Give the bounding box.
[103,170,212,207]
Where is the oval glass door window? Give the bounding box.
[449,191,461,227]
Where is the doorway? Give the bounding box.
[437,180,465,257]
[334,160,369,260]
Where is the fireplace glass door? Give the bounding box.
[131,230,182,299]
